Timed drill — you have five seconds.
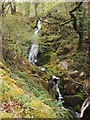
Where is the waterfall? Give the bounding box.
[28,20,42,65]
[49,71,63,102]
[28,19,79,119]
[29,19,62,102]
[28,44,39,65]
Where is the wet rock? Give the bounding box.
[80,71,85,77]
[48,80,54,91]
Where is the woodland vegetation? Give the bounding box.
[0,1,90,119]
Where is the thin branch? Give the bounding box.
[35,3,73,27]
[0,2,12,15]
[69,76,88,96]
[69,2,83,14]
[36,2,83,27]
[2,2,11,11]
[38,16,73,26]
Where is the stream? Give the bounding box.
[28,20,79,119]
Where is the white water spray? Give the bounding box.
[28,20,42,65]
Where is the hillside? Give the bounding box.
[1,2,90,119]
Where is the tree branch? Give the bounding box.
[80,97,90,118]
[69,2,83,14]
[38,16,73,26]
[0,2,12,16]
[36,2,83,27]
[35,3,73,27]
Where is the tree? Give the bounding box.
[1,1,16,17]
[69,2,85,50]
[10,0,16,15]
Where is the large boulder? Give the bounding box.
[64,82,80,95]
[63,94,84,111]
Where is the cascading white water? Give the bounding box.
[49,71,63,102]
[29,19,62,102]
[28,44,39,65]
[28,19,79,119]
[28,20,42,65]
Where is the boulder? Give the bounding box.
[63,94,84,111]
[64,82,79,95]
[68,69,78,78]
[58,61,68,70]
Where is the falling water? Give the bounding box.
[28,20,79,119]
[29,20,62,102]
[49,71,63,102]
[28,20,42,65]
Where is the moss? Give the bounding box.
[74,104,80,111]
[64,93,84,111]
[0,62,11,73]
[29,99,55,118]
[37,53,50,66]
[0,63,56,118]
[0,63,24,102]
[0,111,13,119]
[2,75,16,84]
[0,69,6,77]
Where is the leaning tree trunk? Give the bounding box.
[69,2,84,50]
[10,1,16,15]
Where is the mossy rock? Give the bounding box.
[2,75,16,84]
[63,93,84,111]
[57,46,70,55]
[0,111,20,119]
[29,99,55,118]
[29,17,38,28]
[0,63,24,102]
[0,111,13,119]
[37,53,50,66]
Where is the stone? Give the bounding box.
[58,61,68,70]
[80,71,85,77]
[64,82,79,95]
[63,94,83,111]
[68,69,78,78]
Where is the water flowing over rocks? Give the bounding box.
[2,3,89,119]
[29,20,63,103]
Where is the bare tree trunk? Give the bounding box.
[10,0,16,15]
[69,2,83,50]
[80,97,90,118]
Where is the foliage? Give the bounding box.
[54,101,73,120]
[2,2,89,119]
